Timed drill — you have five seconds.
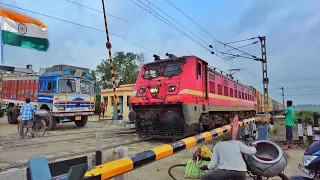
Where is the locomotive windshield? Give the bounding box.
[58,79,76,93]
[143,65,160,79]
[80,80,93,94]
[163,62,182,77]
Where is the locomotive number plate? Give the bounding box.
[75,116,81,120]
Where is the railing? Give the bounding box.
[84,117,260,180]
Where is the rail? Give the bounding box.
[84,117,261,180]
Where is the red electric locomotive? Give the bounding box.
[129,54,257,139]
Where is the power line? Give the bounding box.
[64,0,128,22]
[224,37,258,45]
[165,0,218,42]
[129,0,214,53]
[144,0,211,47]
[0,2,161,55]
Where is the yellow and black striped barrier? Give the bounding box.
[84,117,260,180]
[101,0,122,119]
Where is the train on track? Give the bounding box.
[129,54,283,139]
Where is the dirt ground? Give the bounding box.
[0,117,309,179]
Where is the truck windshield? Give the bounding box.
[80,80,93,94]
[58,79,76,93]
[143,64,160,79]
[163,62,182,77]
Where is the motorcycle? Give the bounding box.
[290,141,320,180]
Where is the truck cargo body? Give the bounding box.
[0,74,38,107]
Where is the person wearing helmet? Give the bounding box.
[19,98,36,138]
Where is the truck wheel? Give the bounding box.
[0,110,4,118]
[46,114,56,131]
[7,107,19,124]
[75,115,88,127]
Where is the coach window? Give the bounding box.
[230,88,233,97]
[209,74,215,80]
[238,91,241,99]
[235,90,238,98]
[209,82,215,93]
[218,84,222,95]
[242,92,244,99]
[224,86,228,96]
[47,82,52,90]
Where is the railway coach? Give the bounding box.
[129,54,282,139]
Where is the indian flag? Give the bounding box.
[0,7,49,51]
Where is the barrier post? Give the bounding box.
[297,119,303,141]
[257,114,269,140]
[313,112,320,141]
[269,116,274,131]
[95,132,102,166]
[306,118,314,146]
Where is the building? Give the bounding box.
[100,84,134,119]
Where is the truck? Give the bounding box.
[0,64,95,130]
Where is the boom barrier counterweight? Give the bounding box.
[101,0,122,119]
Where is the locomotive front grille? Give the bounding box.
[149,122,187,139]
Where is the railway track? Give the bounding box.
[2,129,136,149]
[0,136,152,172]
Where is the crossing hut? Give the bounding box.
[100,84,134,120]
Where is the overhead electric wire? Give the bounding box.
[129,0,213,53]
[64,0,128,22]
[144,0,211,48]
[223,41,259,53]
[0,2,162,55]
[224,37,259,45]
[165,0,218,42]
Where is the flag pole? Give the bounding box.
[0,17,4,65]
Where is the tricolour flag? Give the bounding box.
[0,7,49,51]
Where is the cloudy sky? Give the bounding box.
[1,0,320,104]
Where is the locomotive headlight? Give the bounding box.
[150,87,159,94]
[168,85,176,92]
[139,88,146,94]
[303,155,317,166]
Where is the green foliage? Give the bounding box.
[295,110,313,120]
[94,51,146,89]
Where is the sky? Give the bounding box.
[1,0,320,104]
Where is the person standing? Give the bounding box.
[20,98,36,138]
[283,100,295,150]
[99,101,106,119]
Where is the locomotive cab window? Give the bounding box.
[143,65,160,79]
[163,62,183,77]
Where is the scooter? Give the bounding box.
[290,141,320,180]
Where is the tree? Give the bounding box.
[95,51,146,89]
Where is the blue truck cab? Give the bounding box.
[38,65,95,130]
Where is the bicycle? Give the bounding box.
[17,116,46,138]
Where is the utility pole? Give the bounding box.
[281,87,285,109]
[259,36,269,116]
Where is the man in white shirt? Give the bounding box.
[200,140,257,180]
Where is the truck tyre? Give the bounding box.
[75,115,88,127]
[7,107,19,124]
[46,114,56,131]
[0,110,4,118]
